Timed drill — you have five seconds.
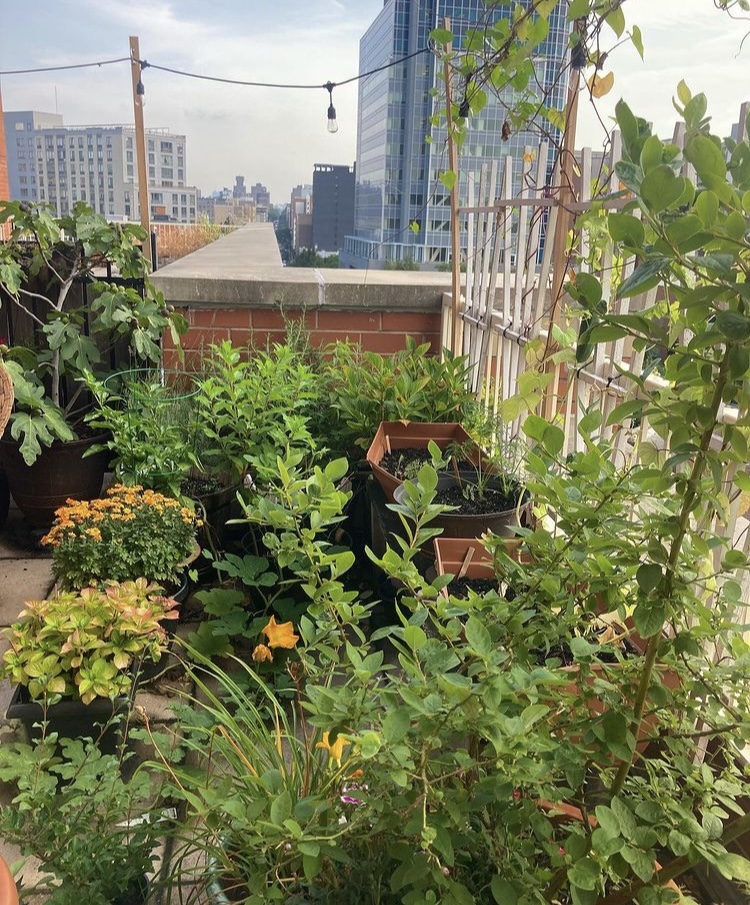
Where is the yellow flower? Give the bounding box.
[316,731,350,767]
[261,616,299,650]
[85,528,102,541]
[252,644,274,663]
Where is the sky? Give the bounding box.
[0,0,748,204]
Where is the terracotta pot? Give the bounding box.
[0,854,18,905]
[366,421,473,502]
[0,433,108,528]
[433,536,527,596]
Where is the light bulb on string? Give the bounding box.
[135,78,146,107]
[324,81,338,133]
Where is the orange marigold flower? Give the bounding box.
[261,616,299,650]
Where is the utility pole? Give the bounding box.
[129,35,152,268]
[442,18,462,357]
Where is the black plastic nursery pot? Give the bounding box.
[111,873,149,905]
[394,469,528,539]
[6,685,129,754]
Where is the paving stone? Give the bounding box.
[0,559,55,626]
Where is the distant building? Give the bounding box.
[198,187,256,226]
[289,184,313,252]
[731,102,750,142]
[249,182,271,207]
[312,163,355,254]
[232,175,246,199]
[3,110,198,222]
[343,0,570,268]
[0,87,10,239]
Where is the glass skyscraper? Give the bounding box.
[342,0,570,268]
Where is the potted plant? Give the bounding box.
[82,368,202,499]
[0,200,187,525]
[433,535,525,597]
[0,734,166,905]
[366,421,474,502]
[331,337,475,456]
[0,579,179,744]
[41,482,201,596]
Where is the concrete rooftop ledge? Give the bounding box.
[151,223,450,311]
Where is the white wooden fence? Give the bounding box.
[441,103,750,667]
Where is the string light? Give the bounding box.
[0,46,434,133]
[325,82,338,134]
[0,46,431,134]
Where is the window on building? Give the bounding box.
[14,122,24,131]
[127,164,134,177]
[162,168,173,179]
[148,153,155,164]
[126,137,133,148]
[147,139,154,150]
[149,166,155,178]
[160,141,173,152]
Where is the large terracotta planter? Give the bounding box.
[0,433,109,528]
[0,854,18,905]
[366,421,473,502]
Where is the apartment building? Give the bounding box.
[3,111,197,223]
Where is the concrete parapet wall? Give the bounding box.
[151,223,448,359]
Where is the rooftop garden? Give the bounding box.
[0,2,750,904]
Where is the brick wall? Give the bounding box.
[164,305,443,367]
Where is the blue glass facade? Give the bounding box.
[344,0,570,267]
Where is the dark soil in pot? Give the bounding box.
[449,576,498,597]
[378,447,434,480]
[434,479,521,515]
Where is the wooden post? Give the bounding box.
[129,35,152,268]
[540,64,581,421]
[442,18,462,356]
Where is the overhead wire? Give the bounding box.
[0,47,433,91]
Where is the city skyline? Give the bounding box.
[0,0,748,203]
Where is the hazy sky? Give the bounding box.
[0,0,748,203]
